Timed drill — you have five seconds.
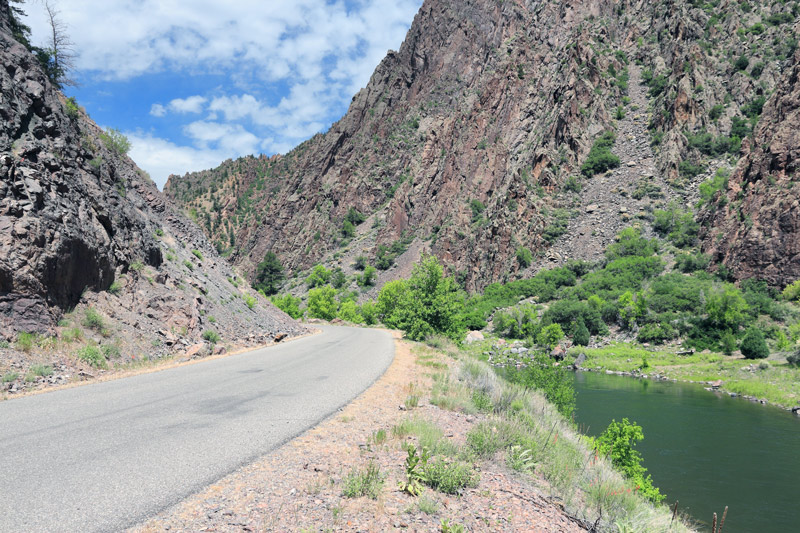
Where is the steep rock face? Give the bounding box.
[165,0,799,290]
[167,0,631,291]
[700,49,800,287]
[0,4,305,346]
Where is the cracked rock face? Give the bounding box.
[700,49,800,288]
[0,7,305,345]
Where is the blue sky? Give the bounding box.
[22,0,422,188]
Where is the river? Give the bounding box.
[572,371,800,533]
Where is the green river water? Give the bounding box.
[572,371,800,532]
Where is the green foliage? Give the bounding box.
[604,227,658,261]
[734,54,749,71]
[30,363,53,377]
[183,260,194,271]
[678,160,705,179]
[243,294,257,310]
[787,350,800,367]
[423,458,479,494]
[107,281,122,295]
[254,252,284,295]
[542,208,571,243]
[307,286,338,320]
[100,128,131,155]
[595,418,663,503]
[345,207,366,226]
[324,268,343,289]
[572,317,591,346]
[202,330,220,344]
[537,323,564,350]
[375,233,414,270]
[493,304,539,339]
[377,256,464,341]
[563,175,582,193]
[469,199,486,223]
[708,104,724,121]
[358,265,377,287]
[338,300,363,323]
[698,168,729,207]
[82,307,105,331]
[77,345,107,369]
[360,301,379,325]
[342,461,383,499]
[270,294,303,319]
[353,255,368,271]
[503,356,576,417]
[782,280,800,302]
[65,96,80,120]
[674,252,710,273]
[191,249,203,261]
[398,445,430,496]
[306,264,331,288]
[705,284,749,331]
[15,332,34,353]
[341,219,355,238]
[646,74,669,98]
[516,246,533,268]
[740,327,769,359]
[652,204,699,248]
[581,131,621,177]
[720,330,737,355]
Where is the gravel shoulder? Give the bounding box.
[134,331,587,532]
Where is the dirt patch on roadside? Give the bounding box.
[133,334,586,532]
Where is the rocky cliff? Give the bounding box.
[164,0,799,292]
[0,1,305,360]
[699,47,800,287]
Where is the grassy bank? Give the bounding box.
[419,337,695,532]
[562,342,800,409]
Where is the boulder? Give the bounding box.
[464,331,485,343]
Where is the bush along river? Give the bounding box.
[572,371,800,532]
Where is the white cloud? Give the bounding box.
[149,103,166,117]
[168,96,207,114]
[127,133,231,189]
[21,0,423,187]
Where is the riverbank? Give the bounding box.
[563,342,800,413]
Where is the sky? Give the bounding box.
[22,0,422,188]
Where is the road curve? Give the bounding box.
[0,326,394,532]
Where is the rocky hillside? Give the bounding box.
[0,0,305,373]
[165,0,800,293]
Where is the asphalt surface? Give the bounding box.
[0,326,394,532]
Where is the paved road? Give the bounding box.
[0,326,394,532]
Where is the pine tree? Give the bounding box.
[254,252,284,295]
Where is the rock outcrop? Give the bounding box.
[700,49,800,287]
[0,1,305,349]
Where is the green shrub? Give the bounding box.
[423,458,479,494]
[563,175,582,193]
[307,286,338,320]
[679,160,705,179]
[674,252,710,273]
[342,461,383,499]
[503,356,576,416]
[377,256,464,341]
[191,249,203,261]
[358,266,377,287]
[537,323,564,350]
[77,345,107,368]
[734,54,749,72]
[82,308,105,331]
[102,344,121,359]
[516,247,533,268]
[360,301,379,325]
[581,131,620,177]
[271,294,303,319]
[107,281,122,295]
[572,317,590,346]
[720,330,737,355]
[244,294,257,310]
[306,264,331,288]
[604,227,658,260]
[345,207,366,226]
[254,252,284,295]
[338,300,363,323]
[709,104,724,121]
[740,327,769,359]
[15,332,35,352]
[782,279,800,302]
[202,330,221,344]
[698,168,729,206]
[2,372,18,383]
[100,128,131,155]
[183,260,194,271]
[30,363,53,377]
[493,305,539,339]
[786,350,800,367]
[65,96,80,119]
[595,418,663,503]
